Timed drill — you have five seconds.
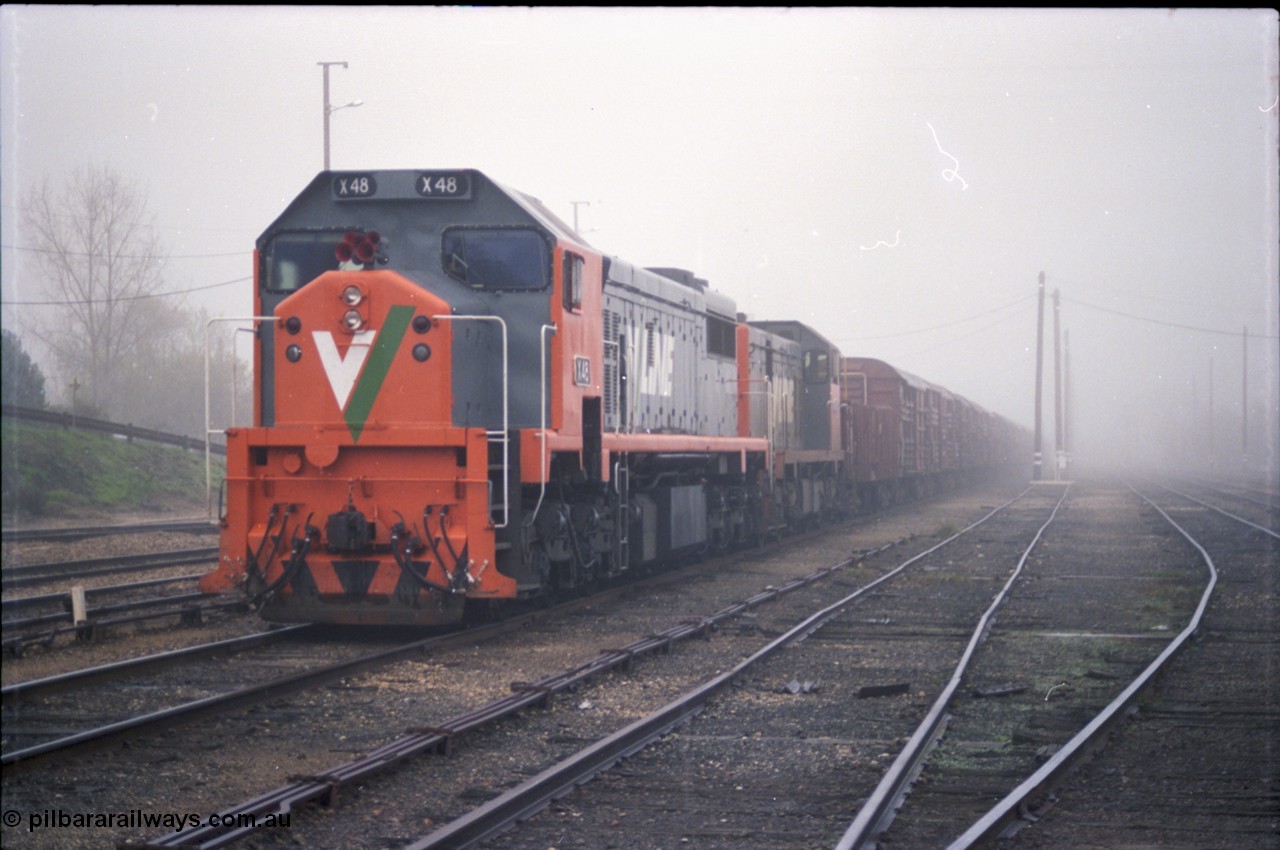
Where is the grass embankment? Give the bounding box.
[1,417,221,521]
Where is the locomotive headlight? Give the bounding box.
[341,285,364,306]
[342,309,365,331]
[285,344,303,363]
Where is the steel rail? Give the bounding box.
[0,519,218,543]
[1,547,217,590]
[2,625,462,773]
[1,599,247,655]
[2,573,203,618]
[832,483,1070,850]
[1160,483,1280,539]
[12,539,867,781]
[136,540,910,849]
[2,625,311,702]
[407,489,1038,850]
[942,481,1221,849]
[2,582,204,631]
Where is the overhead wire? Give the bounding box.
[1,274,249,306]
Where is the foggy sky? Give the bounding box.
[2,7,1276,476]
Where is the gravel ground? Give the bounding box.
[1,526,262,685]
[1,479,1026,850]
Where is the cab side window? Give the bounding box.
[563,252,584,310]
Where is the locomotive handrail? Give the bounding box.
[433,315,509,529]
[528,323,558,525]
[205,315,280,519]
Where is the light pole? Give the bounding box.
[570,201,590,234]
[318,61,362,170]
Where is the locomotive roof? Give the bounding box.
[260,168,593,250]
[497,182,594,250]
[605,256,738,319]
[748,319,839,353]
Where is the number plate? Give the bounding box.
[332,174,378,199]
[574,356,591,387]
[416,172,472,199]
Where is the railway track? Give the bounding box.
[129,484,1067,849]
[1166,478,1280,532]
[0,481,1007,847]
[407,485,1073,850]
[959,481,1279,850]
[1,546,226,655]
[1,518,218,544]
[1,576,234,655]
[1,625,441,773]
[0,509,906,777]
[4,479,1267,850]
[1,547,218,592]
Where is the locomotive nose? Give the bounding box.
[207,265,518,625]
[271,269,453,435]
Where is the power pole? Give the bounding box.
[1209,357,1215,465]
[1064,329,1072,477]
[570,201,590,234]
[1033,272,1045,481]
[1242,325,1249,469]
[1053,288,1063,480]
[318,61,348,171]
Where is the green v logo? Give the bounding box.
[313,305,415,442]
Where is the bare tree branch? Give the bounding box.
[22,164,169,413]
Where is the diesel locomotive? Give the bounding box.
[200,169,1026,626]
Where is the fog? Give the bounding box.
[2,7,1276,480]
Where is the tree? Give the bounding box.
[1,329,48,408]
[22,164,167,416]
[111,302,254,439]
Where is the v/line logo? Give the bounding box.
[311,304,415,442]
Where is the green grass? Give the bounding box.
[1,417,222,520]
[935,522,960,539]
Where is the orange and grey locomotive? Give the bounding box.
[202,170,772,626]
[201,168,1028,627]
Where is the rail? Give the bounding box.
[943,482,1222,848]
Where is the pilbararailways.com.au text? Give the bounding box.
[5,808,290,833]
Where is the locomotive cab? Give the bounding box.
[202,170,601,625]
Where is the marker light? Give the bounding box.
[413,343,431,362]
[285,316,302,335]
[335,231,383,267]
[285,344,303,362]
